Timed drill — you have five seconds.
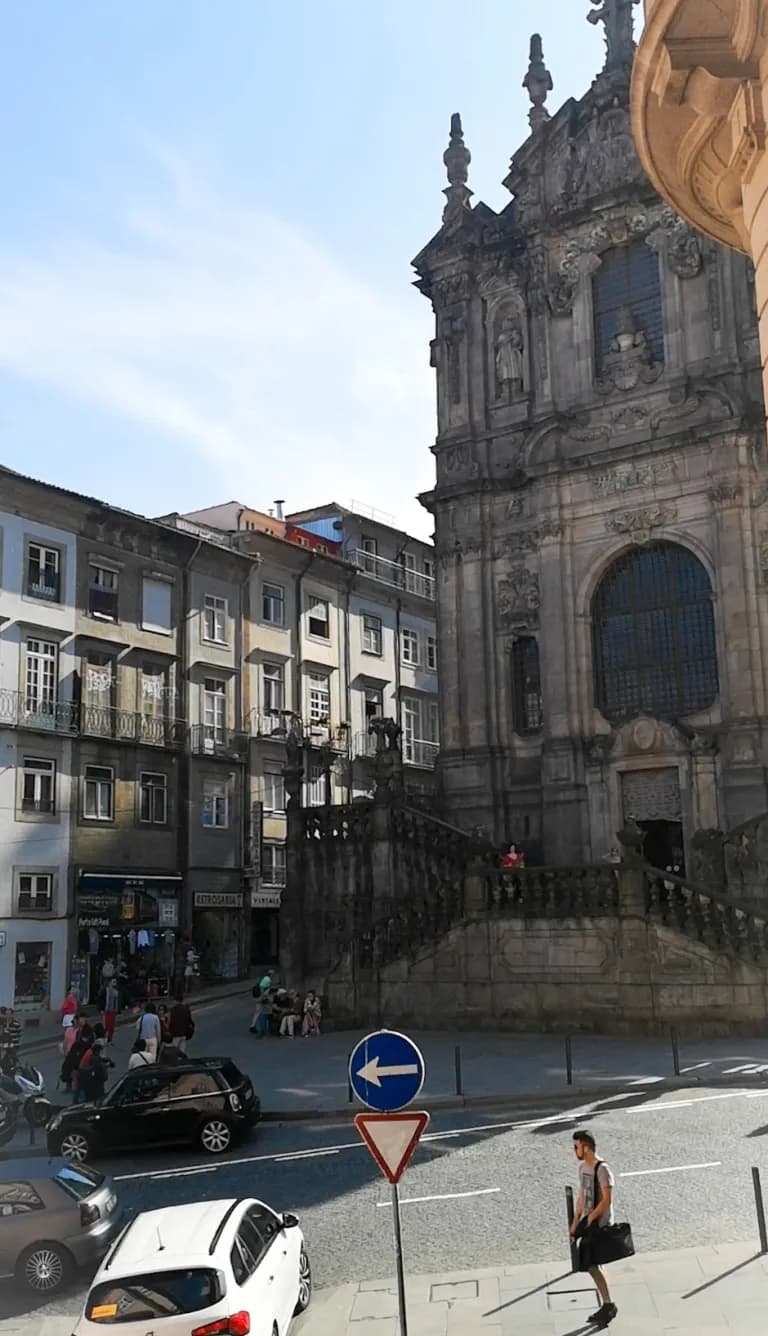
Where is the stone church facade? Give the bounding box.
[414,3,768,870]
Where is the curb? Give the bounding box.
[18,983,254,1057]
[258,1071,767,1122]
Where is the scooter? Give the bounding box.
[0,1057,52,1128]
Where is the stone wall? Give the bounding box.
[325,896,768,1036]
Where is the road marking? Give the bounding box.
[151,1166,219,1181]
[376,1187,501,1207]
[275,1149,340,1162]
[626,1090,752,1113]
[620,1161,721,1178]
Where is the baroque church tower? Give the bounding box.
[414,1,767,870]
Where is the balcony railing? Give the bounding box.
[352,730,378,759]
[403,739,439,769]
[189,725,248,759]
[250,711,349,752]
[0,689,185,747]
[352,549,435,600]
[252,710,295,740]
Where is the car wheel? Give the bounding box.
[17,1241,71,1295]
[199,1118,232,1155]
[294,1247,312,1314]
[58,1129,92,1163]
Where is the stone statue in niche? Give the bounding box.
[495,318,525,398]
[596,304,663,394]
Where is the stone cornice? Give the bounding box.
[631,0,766,254]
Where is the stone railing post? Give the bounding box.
[464,850,490,914]
[617,864,647,919]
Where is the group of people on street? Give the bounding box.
[129,996,195,1066]
[58,993,196,1099]
[249,974,322,1038]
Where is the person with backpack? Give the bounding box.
[78,1037,113,1102]
[128,1038,154,1070]
[136,1001,162,1059]
[569,1130,620,1327]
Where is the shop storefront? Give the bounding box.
[250,888,280,968]
[192,891,244,981]
[74,872,182,1005]
[0,921,67,1014]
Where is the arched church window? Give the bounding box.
[592,542,718,722]
[511,637,542,735]
[592,241,664,369]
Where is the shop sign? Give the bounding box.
[158,899,179,927]
[78,874,182,929]
[194,892,243,909]
[251,889,282,909]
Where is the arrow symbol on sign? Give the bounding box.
[357,1057,420,1087]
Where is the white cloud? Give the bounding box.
[0,151,436,534]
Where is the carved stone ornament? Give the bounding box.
[707,480,741,505]
[751,481,768,509]
[432,271,472,308]
[606,503,677,544]
[646,208,703,279]
[497,567,540,629]
[568,104,645,204]
[595,304,663,394]
[593,459,677,497]
[550,206,663,316]
[584,734,613,765]
[440,444,479,480]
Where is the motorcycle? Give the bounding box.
[0,1058,53,1129]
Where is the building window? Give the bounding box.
[307,598,330,640]
[262,844,286,886]
[83,765,114,821]
[261,662,284,721]
[401,628,419,665]
[399,551,418,592]
[308,672,330,723]
[592,542,718,722]
[21,757,55,814]
[141,578,172,635]
[426,635,438,672]
[401,696,439,765]
[202,780,228,829]
[26,542,61,603]
[364,686,383,723]
[89,564,118,621]
[82,652,115,737]
[511,637,543,735]
[592,241,664,370]
[263,583,285,627]
[423,557,435,582]
[362,613,383,656]
[17,872,53,913]
[14,941,51,1006]
[139,771,168,824]
[203,594,227,644]
[361,537,378,573]
[304,762,325,807]
[24,639,57,721]
[203,678,226,744]
[263,769,285,813]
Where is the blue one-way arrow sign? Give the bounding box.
[349,1029,425,1112]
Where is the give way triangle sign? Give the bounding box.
[354,1111,430,1183]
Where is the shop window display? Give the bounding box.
[14,941,51,1007]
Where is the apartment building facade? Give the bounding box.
[0,500,77,1011]
[1,469,253,1009]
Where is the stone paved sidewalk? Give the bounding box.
[5,1242,767,1334]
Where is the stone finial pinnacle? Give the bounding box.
[442,113,473,223]
[522,33,553,131]
[587,0,639,74]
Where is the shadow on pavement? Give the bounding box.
[482,1267,574,1316]
[682,1251,762,1298]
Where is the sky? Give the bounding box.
[0,2,609,540]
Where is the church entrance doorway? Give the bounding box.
[621,766,684,873]
[636,818,684,875]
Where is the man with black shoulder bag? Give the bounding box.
[569,1129,635,1328]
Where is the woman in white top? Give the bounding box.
[128,1038,155,1069]
[136,1003,162,1059]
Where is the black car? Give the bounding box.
[47,1058,260,1163]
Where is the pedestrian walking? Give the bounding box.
[136,1001,162,1059]
[168,993,194,1053]
[60,986,79,1028]
[157,1003,172,1045]
[78,1037,114,1102]
[128,1038,155,1070]
[249,989,272,1038]
[301,990,322,1037]
[569,1129,627,1327]
[61,1015,91,1093]
[101,980,120,1043]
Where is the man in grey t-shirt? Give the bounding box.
[569,1129,618,1327]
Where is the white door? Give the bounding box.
[245,1204,297,1334]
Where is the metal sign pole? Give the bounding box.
[391,1180,409,1336]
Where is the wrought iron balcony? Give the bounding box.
[79,704,186,748]
[351,548,435,600]
[188,725,248,759]
[0,688,77,733]
[250,711,349,752]
[352,730,378,760]
[251,710,295,740]
[402,739,439,769]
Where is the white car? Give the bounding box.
[74,1196,312,1336]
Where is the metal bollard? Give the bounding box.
[753,1166,768,1254]
[671,1027,681,1077]
[565,1184,578,1271]
[454,1045,463,1097]
[565,1035,573,1086]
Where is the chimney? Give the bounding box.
[274,499,285,520]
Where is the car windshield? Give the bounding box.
[101,1078,128,1108]
[85,1269,222,1322]
[219,1061,243,1089]
[55,1163,104,1202]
